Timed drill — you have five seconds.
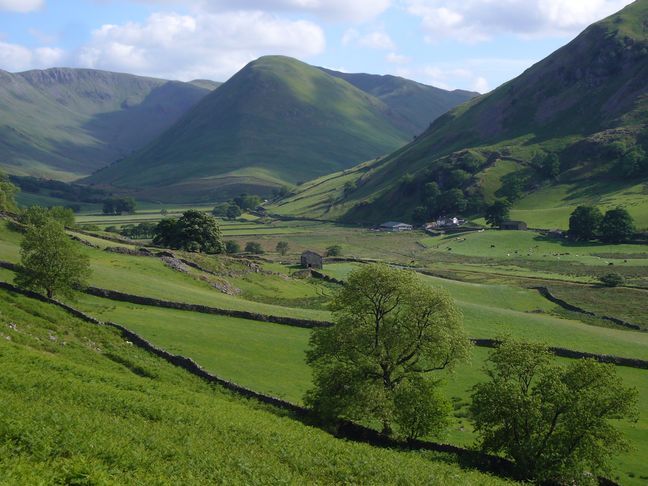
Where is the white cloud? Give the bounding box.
[77,11,326,80]
[342,29,395,50]
[0,41,64,71]
[406,0,635,43]
[395,57,534,92]
[134,0,391,22]
[358,31,395,50]
[386,52,410,64]
[0,0,43,12]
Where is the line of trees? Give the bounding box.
[212,193,263,220]
[305,264,638,484]
[103,197,136,215]
[569,206,636,243]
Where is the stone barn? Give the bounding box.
[500,221,528,231]
[301,250,323,269]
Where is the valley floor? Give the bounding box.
[1,215,647,485]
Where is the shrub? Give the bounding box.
[325,245,342,257]
[600,273,625,287]
[225,240,241,254]
[245,242,264,255]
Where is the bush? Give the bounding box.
[245,242,264,254]
[600,273,625,287]
[325,245,342,257]
[276,241,289,256]
[224,240,241,254]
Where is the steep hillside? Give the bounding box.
[274,0,648,228]
[86,56,471,202]
[0,68,214,180]
[321,68,477,134]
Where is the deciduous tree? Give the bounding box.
[485,200,511,228]
[568,206,603,241]
[305,264,469,435]
[16,220,91,298]
[470,338,637,484]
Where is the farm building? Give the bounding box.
[500,221,528,231]
[301,251,323,269]
[379,222,413,232]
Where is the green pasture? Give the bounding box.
[511,181,648,230]
[0,288,510,486]
[70,295,648,486]
[421,230,648,266]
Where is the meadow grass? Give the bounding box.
[0,288,511,485]
[420,230,648,266]
[67,296,648,486]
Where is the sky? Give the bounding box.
[0,0,636,93]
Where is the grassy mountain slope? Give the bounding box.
[0,287,510,485]
[321,68,478,134]
[273,1,648,228]
[0,68,213,180]
[86,56,471,202]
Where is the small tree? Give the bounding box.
[599,208,635,243]
[470,338,637,484]
[224,240,241,254]
[0,171,18,213]
[226,203,242,220]
[245,241,264,254]
[276,241,289,256]
[212,203,230,217]
[569,206,603,241]
[485,200,511,227]
[600,272,625,287]
[19,206,75,228]
[325,245,342,257]
[160,208,168,216]
[16,220,91,299]
[305,264,470,435]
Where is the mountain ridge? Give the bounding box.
[0,67,216,180]
[85,55,475,202]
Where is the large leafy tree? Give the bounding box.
[153,210,223,253]
[568,206,603,241]
[599,208,635,243]
[485,200,511,228]
[0,171,18,213]
[305,264,469,436]
[470,339,637,484]
[16,220,91,299]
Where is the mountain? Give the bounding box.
[320,68,477,134]
[0,68,216,181]
[271,0,648,229]
[86,56,475,202]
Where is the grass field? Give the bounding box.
[0,287,512,485]
[2,214,647,484]
[64,295,648,486]
[511,181,648,230]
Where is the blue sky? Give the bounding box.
[0,0,635,92]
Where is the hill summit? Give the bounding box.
[86,56,476,202]
[272,0,648,229]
